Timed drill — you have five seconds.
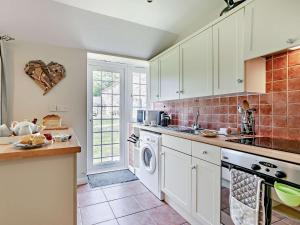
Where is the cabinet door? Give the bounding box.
[149,59,160,102]
[160,47,180,101]
[192,157,220,225]
[180,28,213,99]
[213,9,245,95]
[245,0,300,60]
[161,146,191,213]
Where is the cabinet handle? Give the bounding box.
[191,165,197,170]
[202,151,208,155]
[176,91,179,94]
[180,90,184,94]
[287,38,297,45]
[156,94,159,98]
[237,79,244,84]
[160,152,165,156]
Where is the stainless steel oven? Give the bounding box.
[221,148,300,225]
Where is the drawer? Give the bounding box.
[162,134,192,155]
[192,141,221,165]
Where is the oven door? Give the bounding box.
[221,165,234,225]
[221,163,300,225]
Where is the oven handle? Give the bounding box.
[222,161,300,189]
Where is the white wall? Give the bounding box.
[6,41,87,181]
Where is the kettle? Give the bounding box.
[160,113,171,127]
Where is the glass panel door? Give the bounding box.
[88,64,125,171]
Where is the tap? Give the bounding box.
[192,110,200,130]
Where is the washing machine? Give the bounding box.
[137,130,164,200]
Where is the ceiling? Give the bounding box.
[0,0,225,59]
[52,0,225,34]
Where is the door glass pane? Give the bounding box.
[92,70,121,166]
[132,84,140,95]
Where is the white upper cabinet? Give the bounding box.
[213,9,245,95]
[149,59,160,102]
[245,0,300,60]
[159,47,180,101]
[180,28,213,99]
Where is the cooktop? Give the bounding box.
[226,137,300,154]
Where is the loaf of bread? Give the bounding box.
[42,114,62,129]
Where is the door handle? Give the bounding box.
[191,165,197,170]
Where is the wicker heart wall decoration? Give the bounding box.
[24,60,66,95]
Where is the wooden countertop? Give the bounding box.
[133,124,300,165]
[0,129,81,161]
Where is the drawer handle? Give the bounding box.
[160,152,165,156]
[202,151,208,155]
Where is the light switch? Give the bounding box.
[49,105,57,112]
[57,105,69,112]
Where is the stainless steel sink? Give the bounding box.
[164,126,203,135]
[178,129,203,135]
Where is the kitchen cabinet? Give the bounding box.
[149,59,160,101]
[159,47,180,101]
[161,146,192,213]
[180,27,213,98]
[192,157,221,225]
[213,9,245,95]
[245,0,300,60]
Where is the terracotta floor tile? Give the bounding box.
[117,210,157,225]
[281,218,300,225]
[147,205,186,225]
[103,181,148,201]
[78,189,107,207]
[109,196,143,218]
[81,203,115,225]
[95,219,119,225]
[134,192,165,210]
[77,184,92,193]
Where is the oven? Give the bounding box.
[221,148,300,225]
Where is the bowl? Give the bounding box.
[274,182,300,207]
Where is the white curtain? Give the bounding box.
[0,40,8,125]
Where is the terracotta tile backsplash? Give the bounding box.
[153,49,300,140]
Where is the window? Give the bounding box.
[131,69,147,121]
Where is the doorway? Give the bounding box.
[88,62,126,172]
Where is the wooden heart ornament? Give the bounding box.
[24,60,66,95]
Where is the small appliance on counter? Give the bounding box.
[160,111,171,127]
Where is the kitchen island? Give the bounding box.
[0,129,81,225]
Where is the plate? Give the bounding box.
[14,140,52,149]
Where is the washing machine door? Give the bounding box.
[140,144,156,174]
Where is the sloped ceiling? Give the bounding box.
[0,0,225,59]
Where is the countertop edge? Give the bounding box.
[133,124,300,165]
[0,146,81,161]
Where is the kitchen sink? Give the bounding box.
[178,129,203,135]
[164,126,203,135]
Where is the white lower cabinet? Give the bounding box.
[191,157,221,225]
[161,146,192,213]
[161,135,221,225]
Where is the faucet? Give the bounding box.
[192,110,200,130]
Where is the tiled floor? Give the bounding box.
[77,180,190,225]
